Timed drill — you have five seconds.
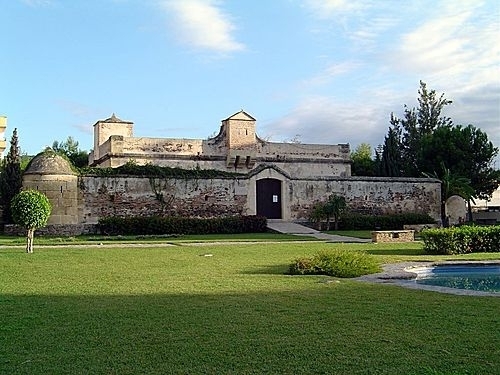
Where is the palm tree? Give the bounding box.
[423,162,475,226]
[323,194,347,230]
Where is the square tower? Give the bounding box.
[222,111,257,169]
[92,114,133,161]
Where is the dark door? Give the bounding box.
[256,178,282,219]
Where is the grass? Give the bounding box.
[326,229,373,239]
[1,239,499,374]
[0,232,317,246]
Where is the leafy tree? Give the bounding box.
[52,136,89,168]
[309,202,326,230]
[323,194,347,231]
[0,128,23,223]
[11,189,51,253]
[420,124,499,220]
[308,195,347,230]
[351,143,375,176]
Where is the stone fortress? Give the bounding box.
[18,110,442,235]
[89,111,352,178]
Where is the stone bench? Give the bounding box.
[371,230,415,243]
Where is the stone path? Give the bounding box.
[267,220,370,243]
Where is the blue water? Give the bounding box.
[416,265,500,293]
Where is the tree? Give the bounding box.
[0,128,23,223]
[308,194,348,230]
[377,126,402,177]
[419,124,499,220]
[383,81,453,177]
[52,136,89,168]
[11,190,51,253]
[423,162,475,226]
[323,194,347,231]
[309,202,326,230]
[351,143,375,176]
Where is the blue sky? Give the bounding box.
[1,0,499,166]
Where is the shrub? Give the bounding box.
[339,213,436,230]
[421,225,500,255]
[98,215,267,236]
[11,189,52,253]
[289,249,381,278]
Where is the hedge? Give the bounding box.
[98,215,268,236]
[421,225,500,255]
[338,213,436,230]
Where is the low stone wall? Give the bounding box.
[371,230,415,243]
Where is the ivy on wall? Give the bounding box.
[79,162,245,179]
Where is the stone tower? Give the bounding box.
[92,114,133,162]
[23,151,78,225]
[222,111,257,168]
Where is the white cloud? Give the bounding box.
[160,0,245,54]
[302,61,361,87]
[262,96,389,149]
[396,4,499,86]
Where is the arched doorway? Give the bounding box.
[256,178,282,219]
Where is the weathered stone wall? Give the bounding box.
[78,175,248,224]
[75,173,441,225]
[121,137,206,156]
[287,176,441,222]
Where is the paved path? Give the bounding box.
[267,220,370,243]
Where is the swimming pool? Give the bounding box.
[413,264,500,293]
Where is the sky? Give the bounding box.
[1,0,499,167]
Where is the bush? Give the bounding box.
[98,215,268,236]
[339,213,436,230]
[289,249,381,278]
[421,225,500,255]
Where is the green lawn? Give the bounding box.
[1,240,499,374]
[0,232,317,246]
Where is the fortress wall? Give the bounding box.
[121,137,205,155]
[78,175,248,224]
[258,142,350,161]
[75,174,440,226]
[288,177,441,222]
[268,161,351,178]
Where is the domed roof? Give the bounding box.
[24,150,76,176]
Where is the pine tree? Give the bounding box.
[379,126,402,177]
[0,128,23,223]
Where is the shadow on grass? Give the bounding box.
[1,291,499,375]
[241,264,290,275]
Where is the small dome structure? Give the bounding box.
[22,150,78,225]
[24,150,75,176]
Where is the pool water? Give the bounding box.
[415,265,500,293]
